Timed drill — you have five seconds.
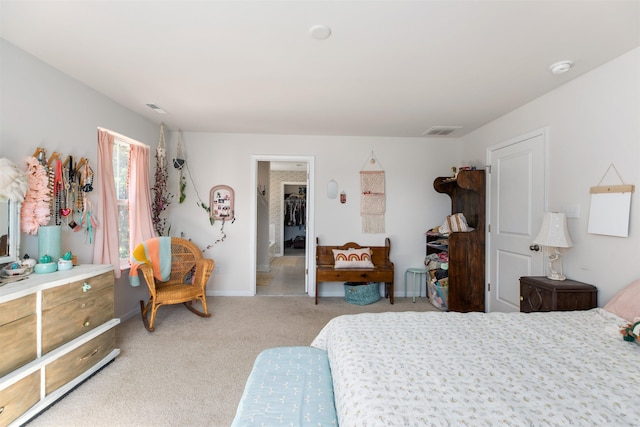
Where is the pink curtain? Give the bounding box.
[128,143,156,253]
[93,130,121,277]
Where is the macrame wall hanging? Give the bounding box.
[360,151,385,233]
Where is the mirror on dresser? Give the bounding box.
[0,199,20,265]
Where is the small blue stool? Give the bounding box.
[404,268,429,302]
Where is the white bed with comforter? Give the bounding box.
[310,308,640,426]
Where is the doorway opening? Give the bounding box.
[250,155,315,297]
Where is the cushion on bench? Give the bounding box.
[231,346,338,426]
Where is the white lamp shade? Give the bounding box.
[533,212,573,248]
[327,179,338,199]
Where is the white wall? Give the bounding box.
[2,40,459,318]
[0,39,157,318]
[9,37,634,313]
[460,47,640,305]
[164,132,457,297]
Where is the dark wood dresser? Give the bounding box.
[520,276,597,312]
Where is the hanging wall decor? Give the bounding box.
[173,129,187,204]
[20,156,51,234]
[360,151,385,233]
[198,185,236,249]
[151,123,172,235]
[587,163,634,237]
[210,185,235,220]
[25,147,94,238]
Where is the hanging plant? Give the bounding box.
[173,129,187,204]
[151,123,172,235]
[179,175,187,203]
[198,201,214,225]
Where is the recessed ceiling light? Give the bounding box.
[309,25,332,40]
[549,60,573,75]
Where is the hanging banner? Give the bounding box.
[360,171,385,233]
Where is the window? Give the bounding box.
[113,139,130,265]
[95,128,155,278]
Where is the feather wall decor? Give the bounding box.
[0,157,29,202]
[20,157,51,234]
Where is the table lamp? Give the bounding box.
[533,212,573,281]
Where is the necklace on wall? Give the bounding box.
[53,159,64,226]
[60,168,72,224]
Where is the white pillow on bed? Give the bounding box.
[603,279,640,322]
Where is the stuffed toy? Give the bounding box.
[620,317,640,342]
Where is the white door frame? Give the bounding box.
[485,128,548,312]
[249,155,315,297]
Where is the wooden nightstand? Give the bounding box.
[520,276,597,313]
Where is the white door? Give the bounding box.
[486,129,546,312]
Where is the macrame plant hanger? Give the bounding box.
[360,151,385,233]
[173,129,187,203]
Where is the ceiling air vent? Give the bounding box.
[146,103,168,114]
[423,126,462,136]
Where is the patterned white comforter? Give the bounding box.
[311,309,640,427]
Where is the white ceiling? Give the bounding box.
[1,1,638,138]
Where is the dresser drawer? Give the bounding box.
[42,287,114,354]
[45,328,115,395]
[0,294,37,377]
[0,294,36,326]
[0,315,37,378]
[42,271,114,310]
[0,371,40,427]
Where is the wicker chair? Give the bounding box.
[138,238,215,332]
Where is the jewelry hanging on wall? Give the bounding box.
[61,171,72,225]
[82,164,94,192]
[53,158,63,226]
[47,159,55,218]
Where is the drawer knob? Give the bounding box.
[83,321,91,327]
[0,406,4,415]
[82,282,92,292]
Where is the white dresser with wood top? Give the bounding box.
[0,264,120,427]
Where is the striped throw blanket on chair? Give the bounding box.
[129,236,172,287]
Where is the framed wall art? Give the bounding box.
[210,185,235,220]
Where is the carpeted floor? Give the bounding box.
[25,295,437,427]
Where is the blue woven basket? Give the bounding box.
[344,282,381,305]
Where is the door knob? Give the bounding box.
[529,244,540,251]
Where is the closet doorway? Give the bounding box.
[250,155,314,297]
[282,182,306,257]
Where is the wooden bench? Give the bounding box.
[315,238,395,304]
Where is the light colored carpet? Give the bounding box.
[26,296,437,427]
